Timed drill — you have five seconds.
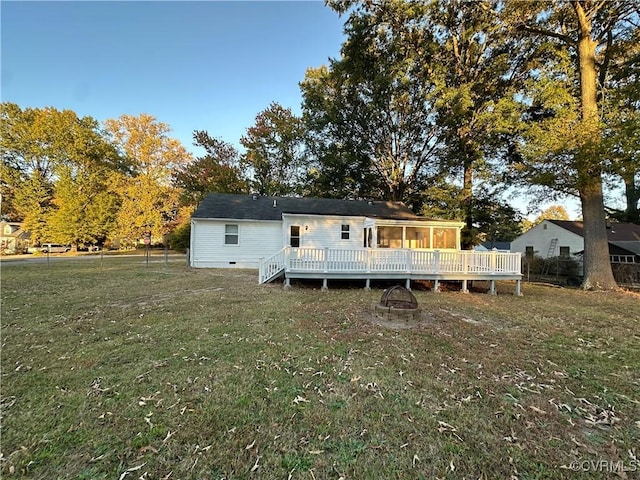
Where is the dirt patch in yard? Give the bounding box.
[362,305,479,329]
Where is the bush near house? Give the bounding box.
[522,254,581,279]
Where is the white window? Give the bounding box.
[224,224,239,245]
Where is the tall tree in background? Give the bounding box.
[509,0,638,289]
[174,130,248,207]
[303,1,444,205]
[104,114,192,244]
[602,22,640,224]
[240,103,307,196]
[425,0,522,248]
[312,0,522,245]
[300,65,384,200]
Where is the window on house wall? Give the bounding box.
[341,224,350,240]
[377,226,403,248]
[405,227,431,248]
[559,246,570,257]
[224,224,239,245]
[525,246,534,258]
[433,228,456,249]
[290,225,300,247]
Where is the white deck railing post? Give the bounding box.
[491,249,497,274]
[434,250,440,273]
[323,247,329,273]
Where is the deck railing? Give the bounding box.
[258,247,289,283]
[282,248,521,275]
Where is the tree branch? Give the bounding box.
[518,24,573,45]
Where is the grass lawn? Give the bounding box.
[1,257,639,479]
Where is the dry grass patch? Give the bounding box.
[1,258,639,479]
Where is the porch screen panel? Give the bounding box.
[377,226,403,248]
[406,227,431,249]
[433,228,456,249]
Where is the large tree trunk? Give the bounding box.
[580,176,618,289]
[575,3,618,290]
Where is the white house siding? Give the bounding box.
[190,219,283,268]
[282,214,365,249]
[511,220,584,257]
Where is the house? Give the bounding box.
[474,241,511,252]
[0,221,31,255]
[511,219,640,264]
[190,193,523,293]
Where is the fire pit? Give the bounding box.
[373,285,421,323]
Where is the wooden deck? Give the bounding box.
[259,247,523,294]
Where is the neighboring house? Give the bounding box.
[474,241,511,252]
[191,193,523,293]
[0,221,31,255]
[511,219,640,264]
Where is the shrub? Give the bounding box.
[167,223,190,253]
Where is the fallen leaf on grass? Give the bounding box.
[529,405,547,415]
[437,421,464,442]
[118,462,146,480]
[251,455,261,472]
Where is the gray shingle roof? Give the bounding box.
[548,220,640,242]
[192,193,423,221]
[548,220,640,256]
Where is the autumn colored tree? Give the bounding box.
[520,205,571,232]
[104,114,192,244]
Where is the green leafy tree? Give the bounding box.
[240,103,307,196]
[423,0,523,247]
[602,26,640,223]
[47,166,120,247]
[302,1,444,205]
[301,66,385,200]
[508,0,638,289]
[0,103,121,243]
[174,131,248,207]
[104,114,192,244]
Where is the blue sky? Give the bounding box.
[1,0,346,155]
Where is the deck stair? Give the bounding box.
[259,247,288,284]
